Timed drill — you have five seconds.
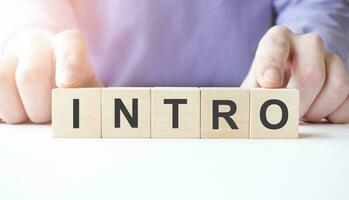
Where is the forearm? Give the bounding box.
[274,0,349,70]
[0,0,78,53]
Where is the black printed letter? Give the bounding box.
[73,99,79,128]
[115,98,138,128]
[212,100,238,130]
[260,99,288,129]
[164,99,187,128]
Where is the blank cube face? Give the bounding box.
[250,89,299,139]
[52,88,101,138]
[102,88,151,138]
[201,88,249,139]
[151,88,200,138]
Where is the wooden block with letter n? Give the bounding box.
[201,88,250,139]
[52,88,102,138]
[151,87,200,138]
[102,87,151,138]
[250,88,299,139]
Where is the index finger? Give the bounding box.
[252,26,293,88]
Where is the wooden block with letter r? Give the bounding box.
[52,88,102,138]
[201,88,250,139]
[102,87,151,138]
[250,88,299,139]
[151,87,200,138]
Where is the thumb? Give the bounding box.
[52,30,103,88]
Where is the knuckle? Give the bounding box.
[260,26,291,49]
[58,29,85,44]
[330,76,349,95]
[328,115,349,124]
[30,114,51,124]
[325,53,349,95]
[16,69,44,85]
[0,106,28,124]
[302,33,324,48]
[27,33,44,42]
[0,68,10,84]
[16,33,51,56]
[262,35,289,49]
[327,53,341,62]
[301,64,326,84]
[269,25,292,36]
[3,114,27,124]
[302,115,321,123]
[23,33,48,48]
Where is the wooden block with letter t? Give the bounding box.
[102,87,151,138]
[250,88,299,139]
[151,87,200,138]
[52,88,102,138]
[201,88,250,139]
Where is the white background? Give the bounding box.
[0,124,349,200]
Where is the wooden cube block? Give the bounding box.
[250,88,299,139]
[201,88,249,139]
[102,87,151,138]
[52,88,101,138]
[151,87,200,138]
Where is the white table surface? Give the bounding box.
[0,123,348,200]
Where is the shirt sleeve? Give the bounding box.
[0,0,78,53]
[273,0,349,70]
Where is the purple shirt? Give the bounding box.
[1,0,349,86]
[77,0,273,86]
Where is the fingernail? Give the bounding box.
[58,69,76,85]
[263,68,281,82]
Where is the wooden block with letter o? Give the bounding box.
[250,88,299,139]
[151,87,200,138]
[102,87,151,138]
[201,88,250,139]
[52,88,102,138]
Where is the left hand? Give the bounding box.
[241,26,349,123]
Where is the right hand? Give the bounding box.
[0,29,103,124]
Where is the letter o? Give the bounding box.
[260,99,288,130]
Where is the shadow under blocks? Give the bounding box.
[52,87,299,139]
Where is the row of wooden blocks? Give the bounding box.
[52,87,299,139]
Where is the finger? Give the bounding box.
[327,97,349,124]
[52,30,103,88]
[250,26,292,88]
[0,52,28,123]
[302,53,349,122]
[240,69,259,88]
[287,33,326,117]
[15,34,53,123]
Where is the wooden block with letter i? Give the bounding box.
[102,87,151,138]
[201,88,249,139]
[151,87,200,138]
[250,88,299,139]
[52,88,102,138]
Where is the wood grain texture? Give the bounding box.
[151,87,200,138]
[201,88,249,139]
[102,87,151,138]
[52,88,102,138]
[52,87,299,139]
[250,88,299,139]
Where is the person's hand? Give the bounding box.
[241,26,349,123]
[0,29,103,124]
